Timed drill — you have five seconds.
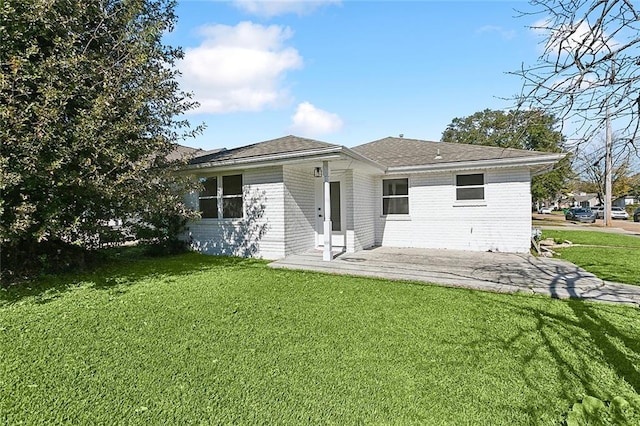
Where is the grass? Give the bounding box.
[541,230,640,285]
[2,251,640,424]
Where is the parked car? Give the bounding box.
[592,205,604,219]
[537,206,552,214]
[592,205,630,220]
[565,207,596,223]
[634,208,640,222]
[611,206,629,220]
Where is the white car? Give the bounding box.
[537,206,552,214]
[611,207,629,220]
[596,206,629,219]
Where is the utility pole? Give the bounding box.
[604,107,612,226]
[603,55,615,227]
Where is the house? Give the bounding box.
[568,193,600,208]
[182,135,564,260]
[613,195,638,208]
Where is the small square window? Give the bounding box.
[383,179,409,196]
[456,187,485,201]
[200,198,218,218]
[383,197,409,215]
[456,174,483,187]
[223,198,243,219]
[382,178,409,215]
[456,173,485,201]
[200,177,217,197]
[223,175,242,196]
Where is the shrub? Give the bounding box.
[565,395,640,426]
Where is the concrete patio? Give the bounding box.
[269,247,640,306]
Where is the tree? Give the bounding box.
[513,0,640,152]
[574,134,638,202]
[441,109,573,203]
[629,173,640,201]
[0,0,200,279]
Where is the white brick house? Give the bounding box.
[183,135,564,259]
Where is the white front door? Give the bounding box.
[315,178,345,248]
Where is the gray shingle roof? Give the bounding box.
[351,137,556,168]
[573,193,598,203]
[189,135,340,165]
[167,144,221,162]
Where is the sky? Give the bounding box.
[165,0,547,151]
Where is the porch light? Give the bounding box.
[314,167,323,177]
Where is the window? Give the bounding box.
[456,173,484,201]
[222,174,243,219]
[199,177,218,218]
[199,174,243,219]
[330,181,341,231]
[383,178,409,215]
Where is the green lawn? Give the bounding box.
[542,230,640,285]
[2,252,640,424]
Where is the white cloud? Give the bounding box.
[532,18,619,56]
[550,72,601,91]
[530,18,552,36]
[179,21,303,114]
[476,25,516,40]
[289,102,343,136]
[233,0,341,18]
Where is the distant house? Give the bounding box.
[569,193,600,208]
[613,195,638,208]
[182,135,564,260]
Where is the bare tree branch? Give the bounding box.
[513,0,640,152]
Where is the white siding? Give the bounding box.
[342,170,354,252]
[351,170,377,252]
[185,163,533,258]
[283,166,316,255]
[186,166,286,260]
[376,168,532,253]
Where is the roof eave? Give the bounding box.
[340,146,387,172]
[384,153,566,175]
[182,145,387,174]
[184,146,344,170]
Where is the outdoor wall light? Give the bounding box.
[314,167,323,177]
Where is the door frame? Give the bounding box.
[315,176,346,248]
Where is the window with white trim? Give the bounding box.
[199,177,218,218]
[382,178,409,215]
[199,174,243,219]
[456,173,484,201]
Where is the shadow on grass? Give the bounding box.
[0,247,265,306]
[471,292,640,419]
[566,300,640,394]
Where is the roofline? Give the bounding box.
[182,140,565,176]
[186,146,343,169]
[185,145,387,172]
[384,153,566,175]
[340,146,387,171]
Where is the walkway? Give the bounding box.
[269,247,640,306]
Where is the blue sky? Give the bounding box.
[167,1,545,150]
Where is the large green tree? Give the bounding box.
[1,0,200,278]
[441,109,572,203]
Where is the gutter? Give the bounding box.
[182,142,564,177]
[184,145,387,173]
[384,153,567,175]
